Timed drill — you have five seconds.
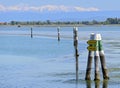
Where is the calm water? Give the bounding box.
[0,25,120,88]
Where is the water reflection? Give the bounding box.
[95,81,100,88]
[86,80,91,88]
[86,80,108,88]
[102,80,108,88]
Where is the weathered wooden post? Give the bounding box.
[98,35,109,79]
[85,33,94,80]
[86,33,109,81]
[73,27,79,82]
[57,27,60,41]
[31,27,33,38]
[94,34,100,80]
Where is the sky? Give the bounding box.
[0,0,120,12]
[0,0,120,22]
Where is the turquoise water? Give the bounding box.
[0,25,120,88]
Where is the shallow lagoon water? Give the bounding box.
[0,26,120,88]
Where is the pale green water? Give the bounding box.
[0,25,119,88]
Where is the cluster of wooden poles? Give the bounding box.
[85,33,109,81]
[30,27,109,82]
[73,27,109,82]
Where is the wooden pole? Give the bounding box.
[73,27,79,82]
[94,51,100,80]
[85,33,94,80]
[85,51,93,80]
[99,53,109,79]
[98,34,109,79]
[31,27,33,38]
[94,34,100,81]
[57,27,60,41]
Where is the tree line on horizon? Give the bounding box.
[1,18,120,25]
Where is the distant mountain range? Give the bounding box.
[0,11,120,22]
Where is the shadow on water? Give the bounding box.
[85,80,108,88]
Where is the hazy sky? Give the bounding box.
[0,0,119,12]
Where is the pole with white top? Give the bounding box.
[98,35,109,79]
[73,27,79,82]
[94,34,100,80]
[85,33,94,80]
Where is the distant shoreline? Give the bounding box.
[0,24,120,28]
[1,24,120,27]
[1,17,120,27]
